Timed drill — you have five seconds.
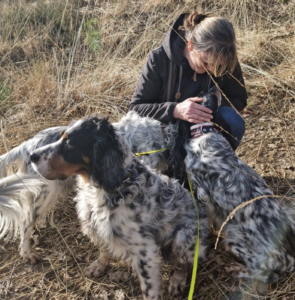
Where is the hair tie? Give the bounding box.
[196,15,207,24]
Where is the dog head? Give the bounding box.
[170,86,233,172]
[198,86,235,148]
[198,86,222,115]
[30,116,126,192]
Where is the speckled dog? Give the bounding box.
[174,87,295,283]
[30,116,209,300]
[0,126,76,264]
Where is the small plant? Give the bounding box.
[0,79,11,102]
[0,79,12,113]
[85,19,101,54]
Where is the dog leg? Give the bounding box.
[227,259,285,283]
[132,243,162,300]
[169,221,209,297]
[225,262,252,279]
[168,267,189,297]
[84,250,110,278]
[225,239,284,283]
[20,221,40,265]
[19,185,59,264]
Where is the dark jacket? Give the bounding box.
[128,14,248,124]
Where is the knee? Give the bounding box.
[219,107,245,141]
[233,117,245,141]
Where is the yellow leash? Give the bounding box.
[187,175,200,300]
[135,148,199,298]
[135,148,168,157]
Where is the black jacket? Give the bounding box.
[128,14,248,124]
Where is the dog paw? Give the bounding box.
[23,252,41,265]
[109,271,130,282]
[168,270,187,297]
[84,260,107,278]
[225,262,251,279]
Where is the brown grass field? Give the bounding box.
[0,0,295,299]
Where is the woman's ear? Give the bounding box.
[91,121,125,193]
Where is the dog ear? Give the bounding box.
[91,119,125,193]
[209,86,222,107]
[169,120,191,180]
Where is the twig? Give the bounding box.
[215,195,295,249]
[5,261,16,296]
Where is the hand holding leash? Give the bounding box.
[173,97,212,124]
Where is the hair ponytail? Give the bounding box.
[181,12,212,32]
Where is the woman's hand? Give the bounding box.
[173,97,213,123]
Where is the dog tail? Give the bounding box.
[0,174,47,240]
[0,126,67,179]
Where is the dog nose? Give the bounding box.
[30,153,40,163]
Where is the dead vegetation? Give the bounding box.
[0,0,295,299]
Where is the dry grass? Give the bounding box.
[0,0,295,299]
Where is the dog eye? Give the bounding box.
[66,139,73,147]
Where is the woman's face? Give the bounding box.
[186,49,215,74]
[185,39,222,74]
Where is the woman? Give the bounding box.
[128,12,247,150]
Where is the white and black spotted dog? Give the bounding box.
[0,127,76,264]
[30,115,209,299]
[0,112,175,264]
[0,174,51,264]
[171,86,295,283]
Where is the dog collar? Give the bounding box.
[190,122,217,139]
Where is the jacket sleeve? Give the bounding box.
[219,62,248,112]
[128,49,177,123]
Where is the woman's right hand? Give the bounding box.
[173,97,213,123]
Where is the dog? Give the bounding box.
[0,127,76,263]
[0,174,50,264]
[30,115,209,299]
[171,86,295,283]
[0,112,175,264]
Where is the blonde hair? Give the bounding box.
[180,12,237,77]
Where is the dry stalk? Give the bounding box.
[211,121,240,143]
[215,195,295,250]
[231,164,267,185]
[204,69,249,126]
